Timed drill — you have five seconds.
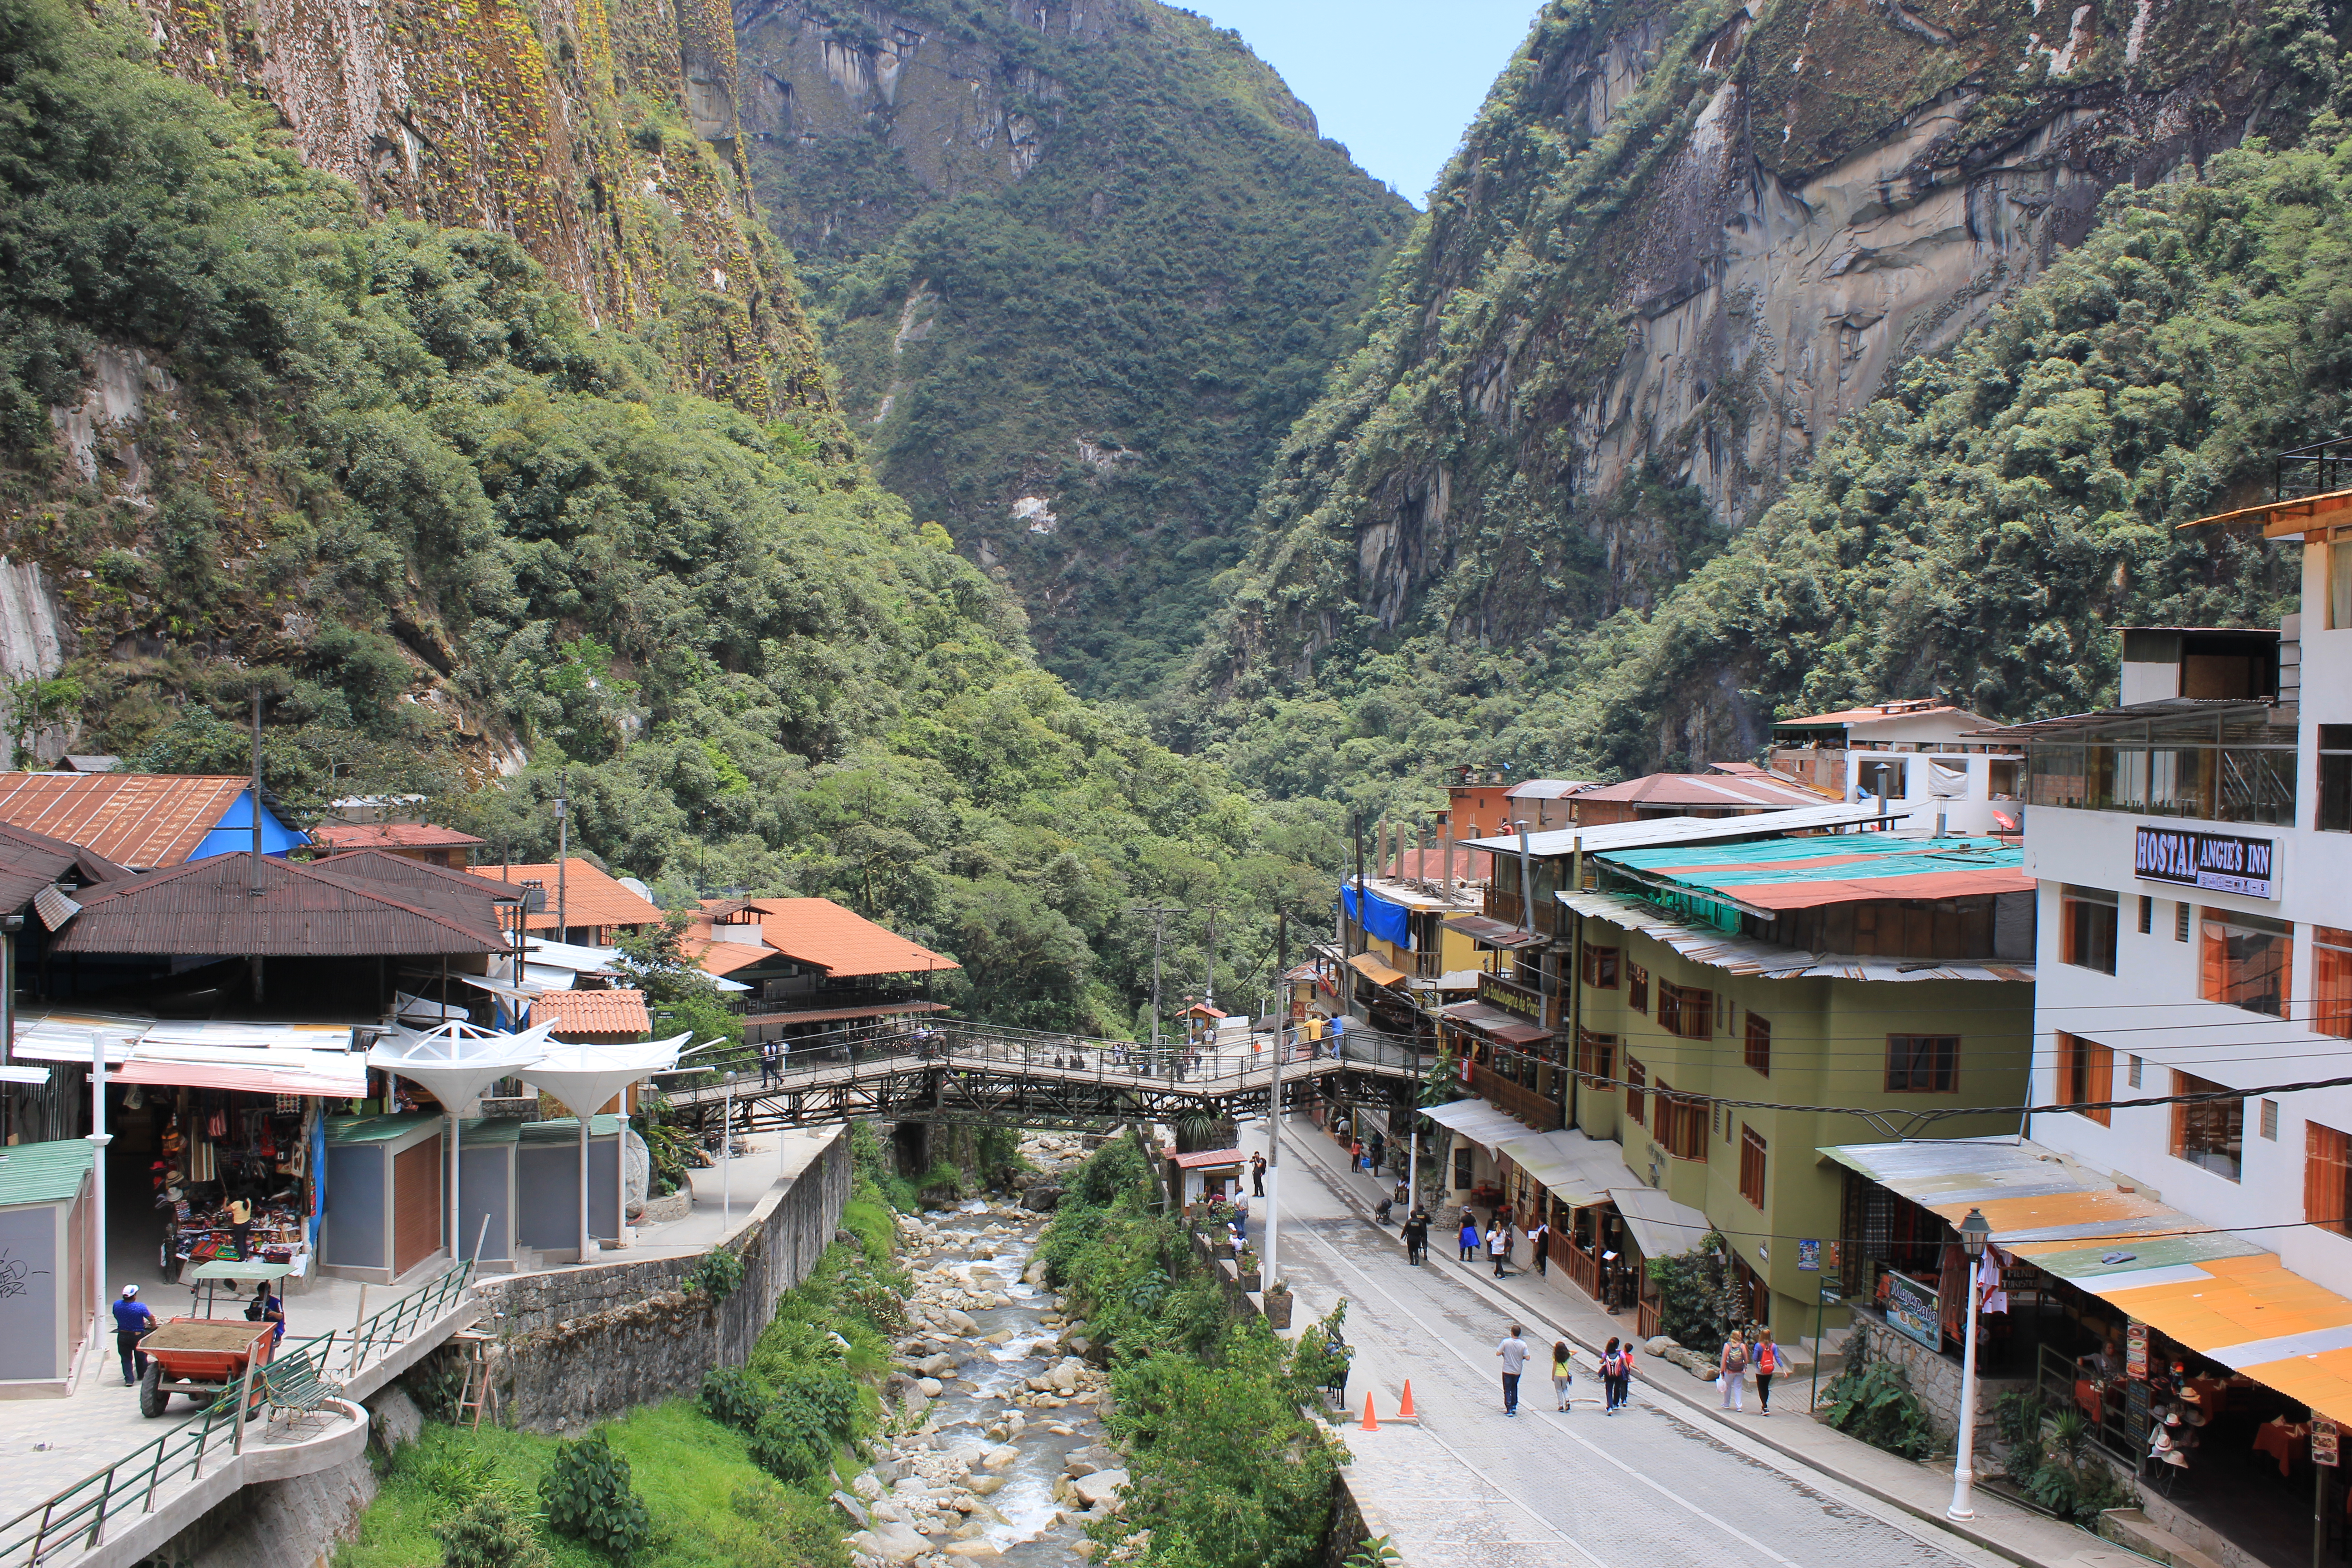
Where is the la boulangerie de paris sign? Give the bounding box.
[2133,826,2276,900]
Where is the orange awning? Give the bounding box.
[1347,951,1408,987]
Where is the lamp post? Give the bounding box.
[720,1071,737,1231]
[1947,1207,1993,1520]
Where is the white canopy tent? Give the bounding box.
[368,1020,555,1268]
[521,1034,690,1262]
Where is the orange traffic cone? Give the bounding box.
[1397,1380,1416,1418]
[1360,1391,1379,1431]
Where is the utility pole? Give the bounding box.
[1203,907,1217,1009]
[1349,813,1367,959]
[1129,905,1178,1067]
[554,767,569,941]
[1263,978,1289,1299]
[249,688,265,1004]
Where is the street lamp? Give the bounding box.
[720,1071,738,1231]
[1947,1207,1993,1520]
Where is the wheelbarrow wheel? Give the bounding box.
[138,1362,168,1418]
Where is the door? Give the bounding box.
[392,1134,443,1276]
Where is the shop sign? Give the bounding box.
[2126,1322,2150,1379]
[1798,1239,1821,1272]
[2134,825,2276,899]
[1479,971,1543,1022]
[2318,1420,2342,1468]
[1882,1269,1940,1349]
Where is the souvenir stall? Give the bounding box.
[0,1138,97,1395]
[514,1116,626,1258]
[366,1019,553,1277]
[320,1113,447,1284]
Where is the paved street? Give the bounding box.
[1253,1118,2137,1568]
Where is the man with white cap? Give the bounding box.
[111,1285,157,1387]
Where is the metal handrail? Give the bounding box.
[0,1258,473,1567]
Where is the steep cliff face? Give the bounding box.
[1204,0,2333,693]
[140,0,838,419]
[734,0,1415,698]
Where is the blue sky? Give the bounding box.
[1190,1,1545,206]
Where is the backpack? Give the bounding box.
[1755,1342,1776,1374]
[1724,1343,1749,1374]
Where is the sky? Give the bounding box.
[1190,0,1545,206]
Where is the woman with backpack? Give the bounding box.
[1718,1329,1749,1411]
[1753,1328,1778,1415]
[1600,1336,1627,1414]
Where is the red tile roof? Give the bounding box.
[529,989,651,1039]
[735,898,958,978]
[684,937,774,976]
[0,774,254,868]
[310,822,484,853]
[470,860,664,932]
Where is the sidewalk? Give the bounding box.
[1270,1115,2149,1568]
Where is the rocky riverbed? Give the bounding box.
[841,1136,1127,1568]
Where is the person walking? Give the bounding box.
[759,1037,781,1089]
[1403,1206,1430,1265]
[1528,1216,1550,1277]
[1495,1323,1529,1416]
[1717,1328,1749,1412]
[1602,1336,1631,1414]
[1231,1195,1250,1242]
[1487,1221,1510,1278]
[1459,1215,1480,1263]
[1250,1152,1266,1197]
[1351,1138,1366,1173]
[1753,1328,1778,1415]
[226,1194,254,1261]
[112,1284,156,1386]
[1551,1340,1575,1411]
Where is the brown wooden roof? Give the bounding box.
[49,852,508,956]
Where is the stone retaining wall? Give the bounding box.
[1849,1312,2031,1446]
[475,1127,852,1432]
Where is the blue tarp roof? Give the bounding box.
[1341,882,1413,949]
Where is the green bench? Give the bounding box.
[259,1347,346,1431]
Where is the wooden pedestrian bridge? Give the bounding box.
[662,1019,1426,1133]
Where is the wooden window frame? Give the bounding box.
[1576,1029,1615,1087]
[2309,1121,2352,1235]
[1656,1088,1708,1161]
[2201,908,2293,1019]
[1583,944,1621,990]
[2056,1032,2113,1125]
[2060,884,2120,975]
[1626,1056,1647,1127]
[1658,980,1713,1040]
[1627,962,1648,1015]
[1739,1125,1767,1208]
[1744,1012,1771,1077]
[1885,1034,1960,1093]
[2317,926,2352,1041]
[2172,1069,2244,1181]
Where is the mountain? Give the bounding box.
[734,0,1416,698]
[0,0,1331,1033]
[1183,0,2341,806]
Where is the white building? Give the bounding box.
[1769,701,2025,836]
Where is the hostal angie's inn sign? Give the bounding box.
[2133,826,2276,900]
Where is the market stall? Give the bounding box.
[514,1115,624,1259]
[319,1113,445,1284]
[458,1117,518,1271]
[0,1138,96,1395]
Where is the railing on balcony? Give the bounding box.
[2278,435,2352,499]
[1480,888,1558,937]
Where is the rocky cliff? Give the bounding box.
[137,0,838,420]
[734,0,1415,697]
[1200,0,2336,696]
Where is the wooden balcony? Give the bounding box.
[1481,888,1559,937]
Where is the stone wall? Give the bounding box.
[475,1127,851,1432]
[1848,1312,2031,1448]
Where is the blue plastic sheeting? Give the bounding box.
[186,790,309,860]
[1340,882,1413,949]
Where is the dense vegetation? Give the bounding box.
[1039,1136,1346,1568]
[0,0,1339,1035]
[751,0,1414,698]
[1183,122,2344,814]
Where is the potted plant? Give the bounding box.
[1237,1247,1261,1292]
[1263,1278,1293,1329]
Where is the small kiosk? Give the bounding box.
[514,1116,624,1260]
[319,1114,445,1284]
[0,1139,97,1396]
[458,1118,519,1272]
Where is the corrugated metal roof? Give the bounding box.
[1504,779,1594,799]
[0,819,128,886]
[310,822,485,852]
[1439,914,1546,949]
[315,849,523,905]
[1965,697,2278,740]
[1601,833,2032,911]
[735,898,959,979]
[1170,1146,1245,1170]
[529,989,652,1039]
[0,1138,95,1206]
[1568,772,1828,808]
[0,774,258,867]
[1558,890,2034,982]
[1418,1097,1540,1148]
[1463,801,1914,858]
[1775,703,1990,729]
[470,860,664,932]
[51,853,509,956]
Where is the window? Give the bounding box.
[1658,980,1713,1039]
[2061,885,2120,974]
[2319,926,2352,1040]
[2262,1099,2280,1141]
[2057,1033,2113,1125]
[1455,1147,1475,1191]
[1740,1126,1767,1208]
[2201,909,2293,1017]
[2127,1054,2143,1088]
[2025,711,2297,824]
[1886,1034,1959,1093]
[1628,963,1648,1014]
[2309,1121,2352,1235]
[2175,902,2191,942]
[2332,527,2352,631]
[1625,1057,1647,1127]
[1744,1012,1771,1076]
[2173,1071,2244,1180]
[2325,726,2352,833]
[1656,1087,1708,1160]
[1576,1029,1615,1086]
[1582,945,1621,989]
[2138,895,2154,935]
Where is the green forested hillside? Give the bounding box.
[742,0,1414,698]
[0,0,1328,1033]
[1190,127,2342,812]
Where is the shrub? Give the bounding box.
[783,1364,862,1441]
[686,1247,745,1301]
[701,1366,764,1433]
[1645,1236,1747,1350]
[1818,1349,1935,1460]
[434,1489,551,1568]
[539,1435,651,1559]
[750,1396,830,1484]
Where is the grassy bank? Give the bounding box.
[337,1180,905,1568]
[1038,1136,1345,1568]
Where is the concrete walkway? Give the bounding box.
[1256,1114,2150,1568]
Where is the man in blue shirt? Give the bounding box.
[1328,1014,1346,1058]
[112,1285,157,1386]
[246,1280,284,1345]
